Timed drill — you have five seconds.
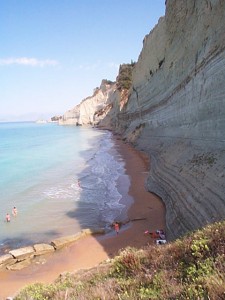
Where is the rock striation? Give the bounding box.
[59,80,117,126]
[108,0,225,240]
[58,0,225,241]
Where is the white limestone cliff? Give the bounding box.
[58,0,225,241]
[59,80,116,126]
[112,0,225,240]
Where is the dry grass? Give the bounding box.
[15,220,225,300]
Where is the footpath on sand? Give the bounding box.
[0,137,166,299]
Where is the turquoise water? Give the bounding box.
[0,122,129,252]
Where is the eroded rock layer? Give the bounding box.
[59,0,225,241]
[59,80,116,125]
[113,0,225,239]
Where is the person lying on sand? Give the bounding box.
[144,229,166,239]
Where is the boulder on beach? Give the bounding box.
[33,243,55,256]
[6,258,33,271]
[9,246,35,261]
[51,229,105,250]
[51,233,85,250]
[0,254,15,269]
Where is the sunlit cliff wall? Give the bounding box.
[108,0,225,240]
[59,0,225,241]
[59,80,116,125]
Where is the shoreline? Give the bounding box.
[0,136,166,299]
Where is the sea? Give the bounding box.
[0,122,131,254]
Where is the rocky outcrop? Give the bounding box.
[109,0,225,240]
[33,243,55,256]
[0,254,15,268]
[0,228,105,270]
[9,246,35,262]
[51,232,88,250]
[59,80,116,125]
[51,228,105,250]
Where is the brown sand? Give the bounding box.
[0,137,165,299]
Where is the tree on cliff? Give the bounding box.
[116,62,136,91]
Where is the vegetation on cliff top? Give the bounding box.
[116,62,135,91]
[15,220,225,300]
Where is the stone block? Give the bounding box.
[0,254,16,269]
[82,228,105,236]
[6,258,32,271]
[51,232,86,250]
[9,246,35,261]
[33,243,55,256]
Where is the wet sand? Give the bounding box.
[0,137,165,299]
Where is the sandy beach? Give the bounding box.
[0,137,165,299]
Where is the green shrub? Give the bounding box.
[15,221,225,300]
[111,247,142,278]
[116,63,135,91]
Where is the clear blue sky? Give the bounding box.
[0,0,165,121]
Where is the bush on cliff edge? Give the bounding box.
[116,62,135,91]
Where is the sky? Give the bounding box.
[0,0,165,121]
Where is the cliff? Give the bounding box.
[59,0,225,241]
[59,80,116,125]
[105,0,225,240]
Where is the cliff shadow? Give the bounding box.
[64,128,166,257]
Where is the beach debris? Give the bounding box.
[156,239,167,245]
[130,217,147,222]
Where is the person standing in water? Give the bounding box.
[6,213,10,222]
[12,206,18,217]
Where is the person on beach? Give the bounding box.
[77,180,81,188]
[145,229,167,244]
[158,229,166,240]
[149,231,160,238]
[114,222,120,235]
[12,206,17,217]
[6,213,10,222]
[145,229,165,239]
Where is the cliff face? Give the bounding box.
[59,80,116,125]
[111,0,225,240]
[59,0,225,241]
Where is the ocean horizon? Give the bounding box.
[0,122,131,253]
